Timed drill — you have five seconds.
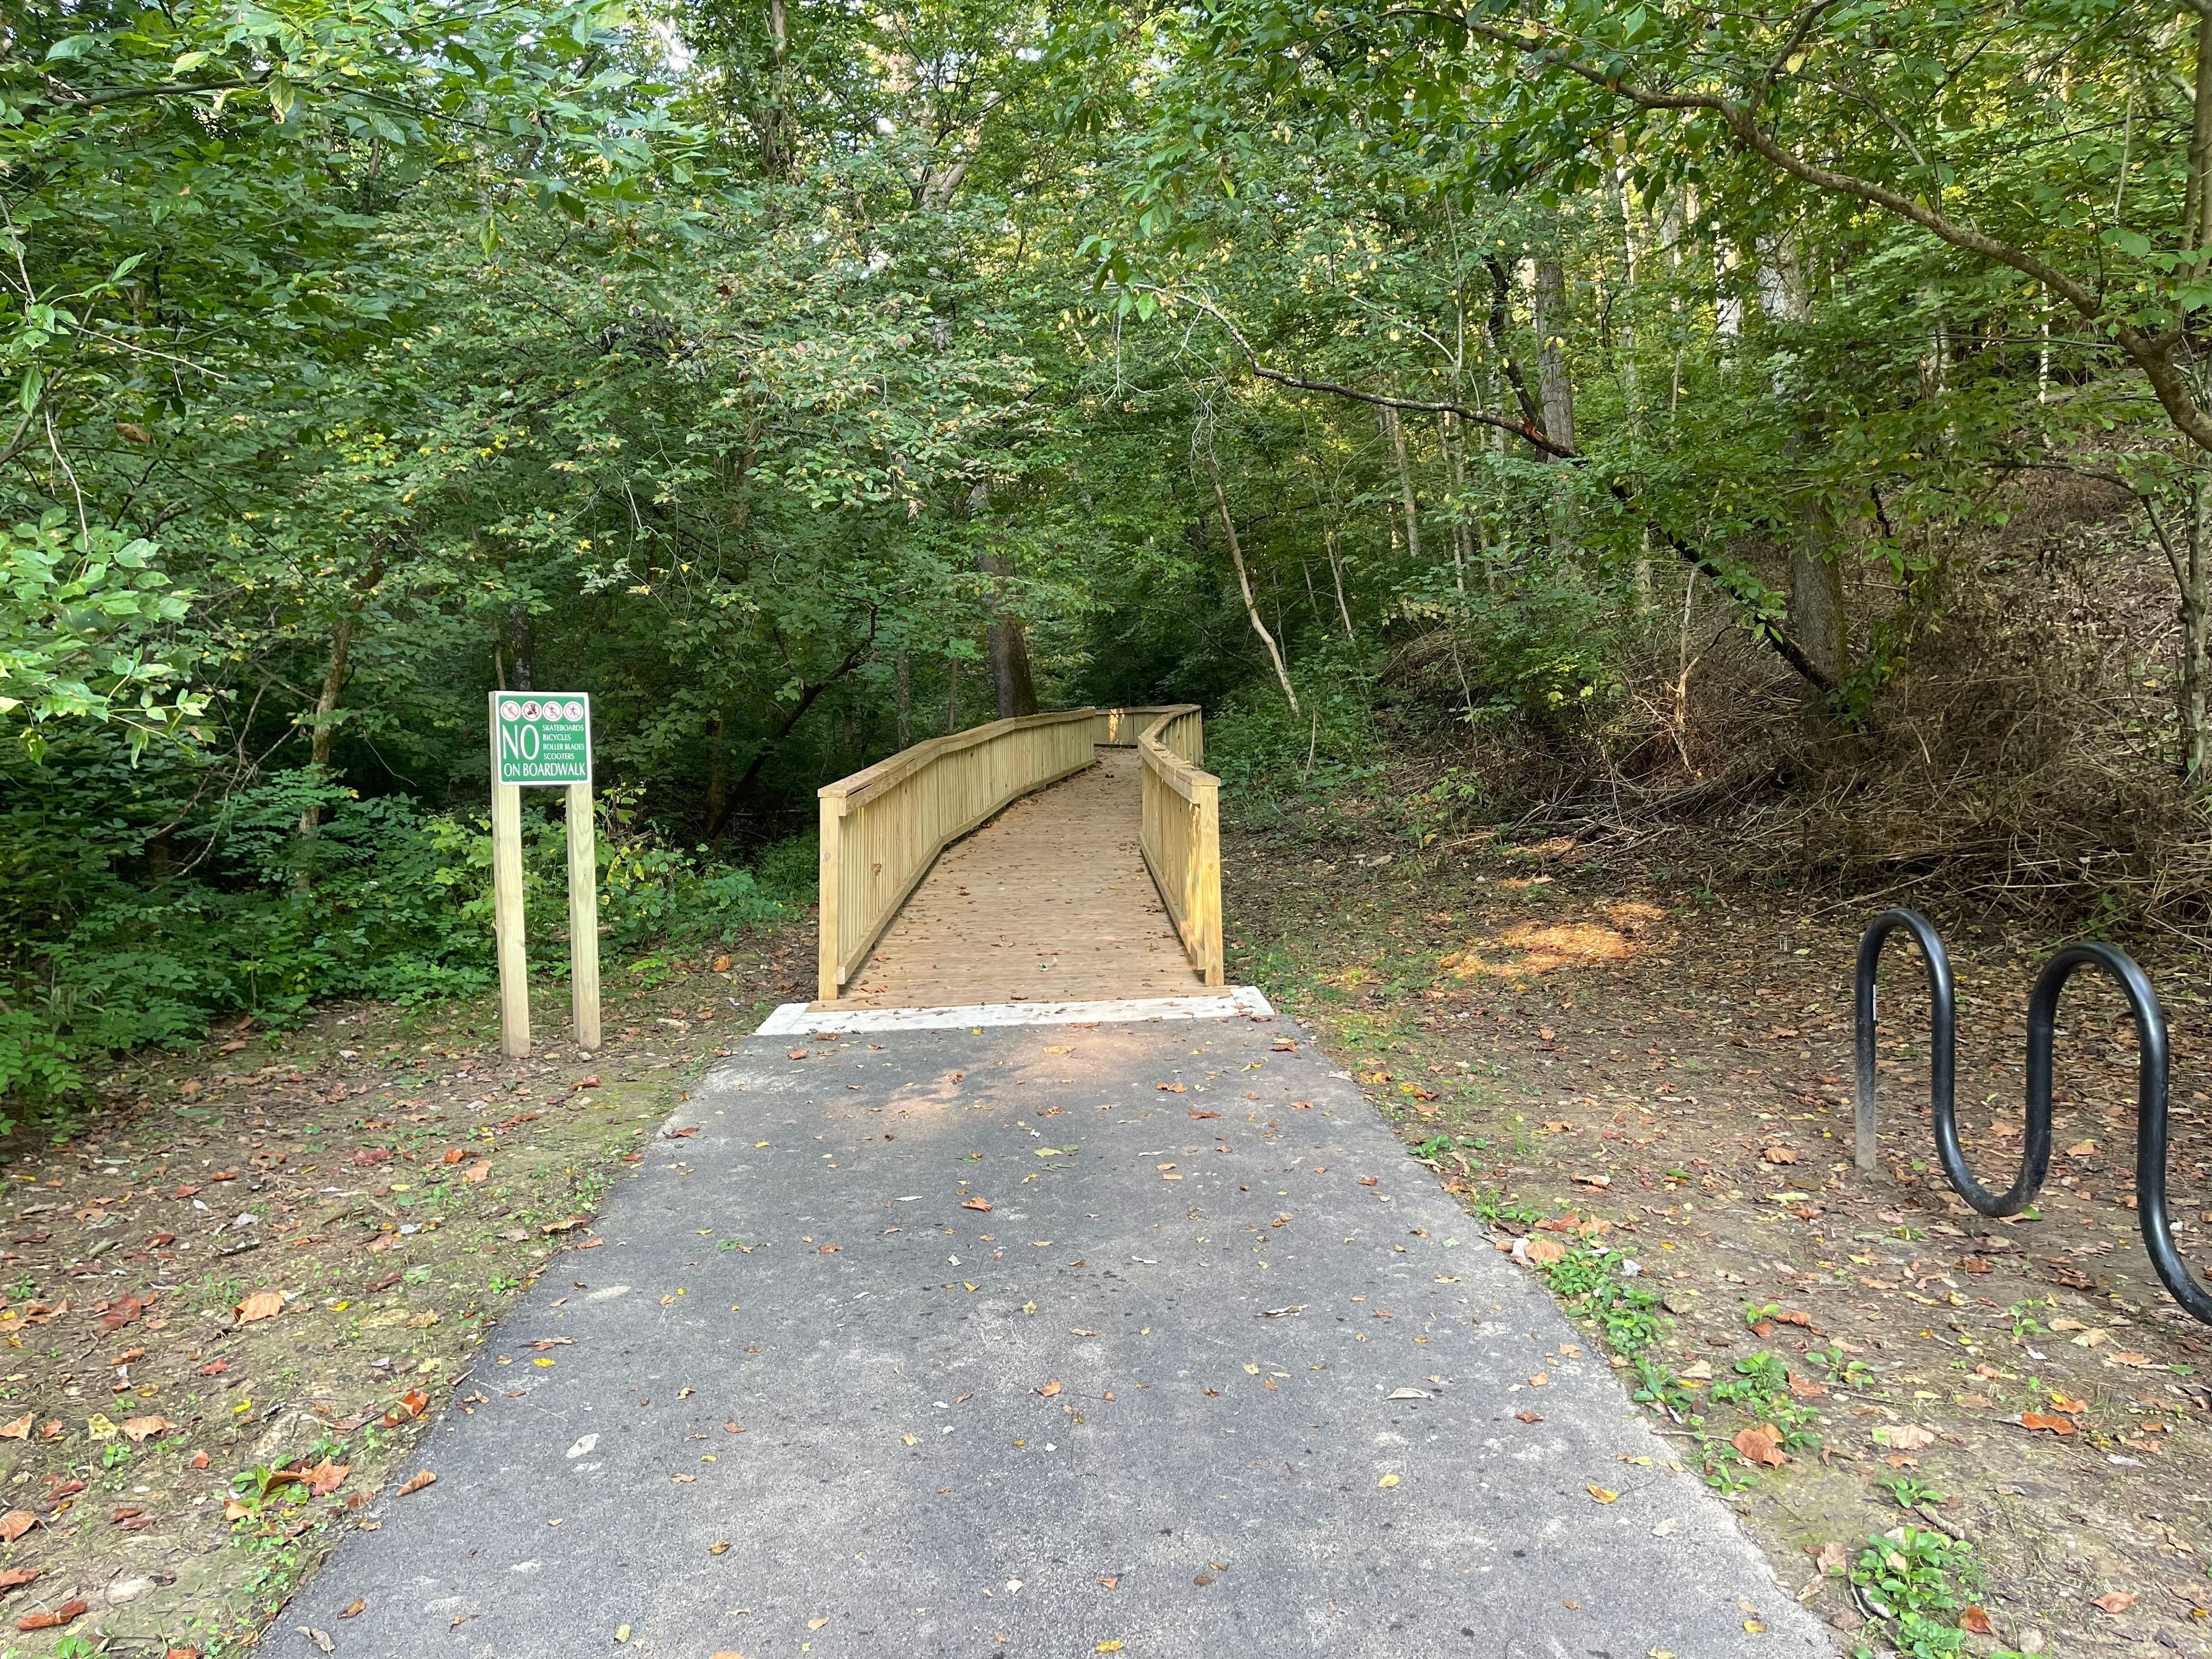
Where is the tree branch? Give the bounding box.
[1402,6,2212,452]
[1149,285,1836,691]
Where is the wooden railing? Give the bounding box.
[1092,705,1190,748]
[816,709,1097,1001]
[1137,705,1224,987]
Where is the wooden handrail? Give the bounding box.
[1092,705,1191,748]
[816,709,1097,1002]
[1136,705,1224,986]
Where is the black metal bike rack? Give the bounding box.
[1854,907,2212,1326]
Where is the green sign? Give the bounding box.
[491,692,593,786]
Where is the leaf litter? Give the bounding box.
[0,929,811,1652]
[1230,810,2212,1654]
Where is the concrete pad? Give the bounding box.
[286,1016,1833,1657]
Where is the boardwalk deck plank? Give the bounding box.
[825,748,1200,1010]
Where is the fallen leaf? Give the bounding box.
[0,1568,36,1592]
[708,1541,731,1556]
[0,1415,29,1441]
[1377,1474,1400,1488]
[236,1290,284,1324]
[120,1414,173,1444]
[2018,1412,2075,1435]
[1761,1146,1800,1164]
[2091,1592,2136,1615]
[395,1469,437,1497]
[306,1460,350,1497]
[2048,1393,2087,1414]
[1733,1424,1788,1468]
[0,1513,35,1544]
[101,1291,155,1333]
[1961,1606,1995,1636]
[340,1600,366,1619]
[808,1618,830,1630]
[1875,1423,1935,1450]
[382,1388,429,1426]
[462,1163,490,1184]
[1587,1484,1619,1503]
[961,1198,993,1212]
[1035,1380,1062,1399]
[1156,1082,1187,1093]
[2066,1140,2096,1157]
[662,1127,700,1140]
[1522,1237,1567,1266]
[16,1597,87,1632]
[296,1628,334,1654]
[1514,1411,1544,1423]
[1528,1372,1550,1387]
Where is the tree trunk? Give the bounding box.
[507,600,534,692]
[945,658,961,734]
[1209,461,1300,714]
[1789,506,1849,722]
[976,548,1039,718]
[296,558,385,848]
[761,0,794,177]
[1440,411,1469,592]
[895,652,912,749]
[1378,404,1421,565]
[1324,525,1355,639]
[704,710,730,839]
[1532,257,1577,555]
[1767,235,1849,719]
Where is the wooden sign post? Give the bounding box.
[489,692,601,1058]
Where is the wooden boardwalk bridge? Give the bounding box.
[810,706,1225,1013]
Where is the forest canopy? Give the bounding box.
[3,0,2207,1103]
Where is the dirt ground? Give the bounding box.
[1226,799,2212,1659]
[0,927,813,1657]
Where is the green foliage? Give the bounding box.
[0,512,203,752]
[1849,1527,1986,1659]
[0,752,803,1107]
[1529,1237,1667,1358]
[1206,660,1383,804]
[1710,1351,1823,1450]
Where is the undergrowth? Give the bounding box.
[0,758,814,1115]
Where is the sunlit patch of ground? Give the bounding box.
[1440,900,1671,979]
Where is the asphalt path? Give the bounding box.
[287,1010,1832,1658]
